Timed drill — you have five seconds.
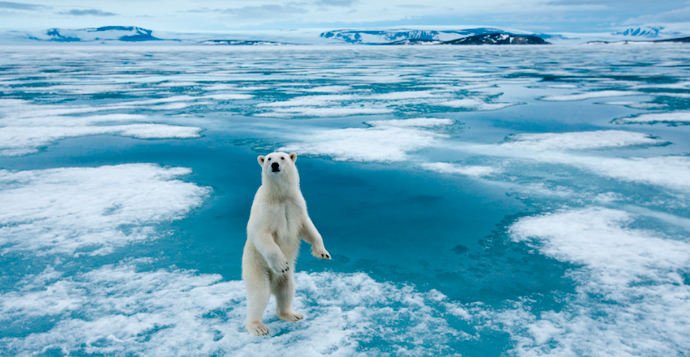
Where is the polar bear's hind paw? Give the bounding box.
[279,311,305,322]
[247,322,270,336]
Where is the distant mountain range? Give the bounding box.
[444,33,548,45]
[320,28,506,44]
[1,26,688,46]
[612,26,682,38]
[588,36,690,45]
[200,40,290,46]
[30,26,161,42]
[321,29,549,45]
[383,33,549,45]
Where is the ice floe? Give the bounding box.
[0,164,209,256]
[600,101,667,109]
[614,112,690,125]
[0,99,203,156]
[300,85,352,93]
[439,98,518,111]
[1,262,470,356]
[369,91,438,100]
[450,131,688,191]
[203,94,254,101]
[367,118,454,128]
[0,124,201,156]
[499,130,666,151]
[257,107,392,117]
[282,118,453,162]
[571,155,690,191]
[541,90,644,101]
[501,207,690,356]
[257,95,355,108]
[421,162,502,177]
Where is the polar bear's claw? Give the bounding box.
[312,247,331,260]
[247,322,270,336]
[270,259,290,275]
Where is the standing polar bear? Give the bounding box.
[243,151,331,336]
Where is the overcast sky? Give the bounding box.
[1,0,689,34]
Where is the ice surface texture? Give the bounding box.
[1,45,689,356]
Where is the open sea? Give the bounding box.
[1,44,689,356]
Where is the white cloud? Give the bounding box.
[625,6,690,24]
[57,9,117,16]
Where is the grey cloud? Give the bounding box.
[547,0,687,8]
[184,7,214,13]
[317,0,357,7]
[58,9,117,16]
[397,4,431,8]
[548,0,648,4]
[626,6,690,24]
[0,1,47,10]
[222,4,308,18]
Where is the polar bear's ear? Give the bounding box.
[289,152,297,162]
[257,155,265,166]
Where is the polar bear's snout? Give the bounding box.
[271,162,280,172]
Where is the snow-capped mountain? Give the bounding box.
[614,26,663,37]
[200,40,290,46]
[8,25,688,46]
[25,26,162,42]
[442,33,548,45]
[320,28,506,44]
[612,26,682,39]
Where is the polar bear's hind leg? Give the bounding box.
[244,263,271,336]
[272,270,304,322]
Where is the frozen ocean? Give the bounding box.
[1,44,689,356]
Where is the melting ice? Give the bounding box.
[1,45,689,356]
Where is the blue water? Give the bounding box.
[1,45,689,356]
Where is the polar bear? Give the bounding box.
[242,151,331,336]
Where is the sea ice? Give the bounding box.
[421,162,502,177]
[614,112,690,125]
[282,118,453,162]
[439,98,517,111]
[499,130,665,151]
[541,90,644,101]
[0,164,209,256]
[1,263,470,356]
[502,207,690,357]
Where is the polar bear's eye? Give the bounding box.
[267,158,271,161]
[281,157,285,160]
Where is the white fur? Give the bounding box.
[242,151,331,336]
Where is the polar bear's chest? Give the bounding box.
[267,201,301,242]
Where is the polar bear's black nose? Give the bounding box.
[271,162,280,172]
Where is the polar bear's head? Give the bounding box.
[258,151,297,177]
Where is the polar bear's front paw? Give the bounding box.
[269,258,290,274]
[312,246,331,260]
[247,322,270,336]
